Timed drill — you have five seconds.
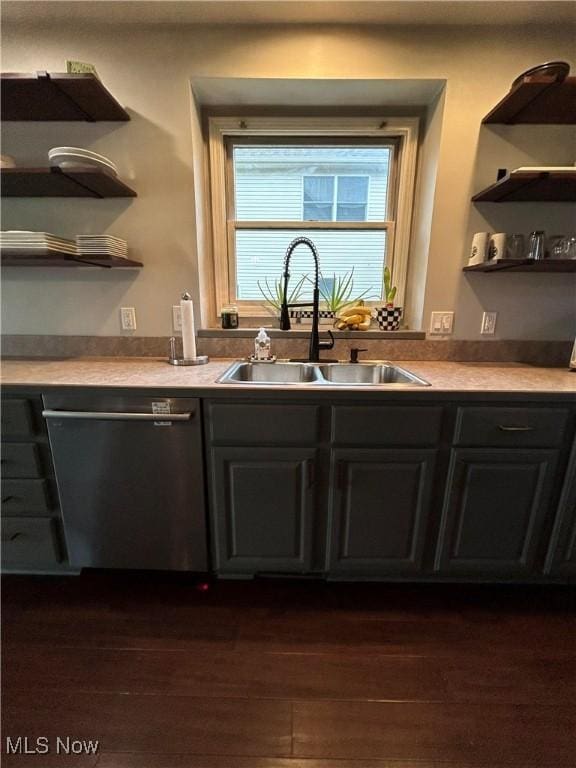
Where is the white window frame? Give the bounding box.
[207,116,419,318]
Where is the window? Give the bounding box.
[208,117,419,316]
[303,175,369,222]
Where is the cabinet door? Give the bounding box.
[435,449,558,577]
[544,439,576,578]
[327,449,437,576]
[210,447,316,574]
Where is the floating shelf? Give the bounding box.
[1,167,136,198]
[472,170,576,203]
[482,75,576,125]
[463,259,576,274]
[1,252,142,269]
[1,72,130,122]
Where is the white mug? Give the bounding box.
[468,232,490,266]
[489,233,507,260]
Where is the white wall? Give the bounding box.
[1,21,575,339]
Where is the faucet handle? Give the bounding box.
[350,347,368,363]
[319,329,335,351]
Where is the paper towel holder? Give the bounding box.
[168,337,209,366]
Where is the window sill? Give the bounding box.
[198,328,426,340]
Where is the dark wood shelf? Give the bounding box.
[1,72,130,121]
[472,170,576,202]
[482,75,576,125]
[1,252,142,269]
[463,258,576,274]
[1,167,137,198]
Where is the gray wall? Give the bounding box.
[1,21,575,340]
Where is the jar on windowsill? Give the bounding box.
[221,304,239,329]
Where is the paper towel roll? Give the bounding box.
[180,292,197,360]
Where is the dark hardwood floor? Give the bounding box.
[2,573,575,767]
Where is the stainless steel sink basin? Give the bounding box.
[218,361,321,385]
[317,363,430,386]
[218,360,430,387]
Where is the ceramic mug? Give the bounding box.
[468,232,490,266]
[488,233,507,260]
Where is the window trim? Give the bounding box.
[207,116,419,318]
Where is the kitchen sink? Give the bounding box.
[317,362,429,386]
[218,361,321,385]
[218,361,430,387]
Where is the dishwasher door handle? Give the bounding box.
[42,410,193,422]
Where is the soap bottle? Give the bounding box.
[254,327,271,361]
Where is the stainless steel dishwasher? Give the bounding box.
[43,394,208,571]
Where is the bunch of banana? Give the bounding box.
[335,302,373,331]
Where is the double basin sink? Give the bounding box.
[218,361,430,387]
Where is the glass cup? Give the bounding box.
[506,234,525,260]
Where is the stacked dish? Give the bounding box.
[48,147,118,176]
[76,234,128,259]
[0,230,78,257]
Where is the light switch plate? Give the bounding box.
[481,311,497,335]
[120,306,137,331]
[172,305,182,332]
[429,311,454,336]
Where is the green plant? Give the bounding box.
[384,266,397,305]
[315,268,374,313]
[257,273,308,314]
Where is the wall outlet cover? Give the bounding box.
[481,311,497,335]
[172,305,182,332]
[120,306,137,331]
[429,311,454,335]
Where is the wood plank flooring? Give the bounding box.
[2,573,575,767]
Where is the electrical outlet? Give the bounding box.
[481,311,497,335]
[120,306,137,331]
[172,305,182,332]
[429,311,454,336]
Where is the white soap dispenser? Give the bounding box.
[253,327,271,361]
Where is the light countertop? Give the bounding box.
[1,357,576,394]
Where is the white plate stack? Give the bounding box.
[0,230,78,257]
[48,147,118,176]
[76,234,128,259]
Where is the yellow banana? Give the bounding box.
[339,305,372,319]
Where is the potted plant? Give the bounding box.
[376,267,402,330]
[293,269,373,325]
[257,273,307,324]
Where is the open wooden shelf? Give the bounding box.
[1,252,142,269]
[472,170,576,202]
[1,167,136,198]
[463,259,576,274]
[1,72,130,121]
[482,75,576,125]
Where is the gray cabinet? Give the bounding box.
[210,447,317,575]
[327,449,437,576]
[544,438,576,578]
[435,448,559,577]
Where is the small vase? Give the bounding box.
[376,306,403,331]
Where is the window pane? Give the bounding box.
[235,229,387,301]
[336,204,368,222]
[303,176,334,203]
[233,145,391,221]
[337,176,368,204]
[303,203,333,221]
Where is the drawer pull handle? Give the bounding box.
[2,496,16,503]
[1,532,22,542]
[498,425,535,432]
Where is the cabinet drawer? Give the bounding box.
[207,403,320,445]
[1,399,35,437]
[1,517,61,569]
[1,479,51,515]
[332,406,443,446]
[1,443,43,478]
[454,407,568,447]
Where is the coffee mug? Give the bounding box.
[468,232,490,265]
[488,233,507,260]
